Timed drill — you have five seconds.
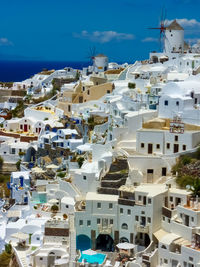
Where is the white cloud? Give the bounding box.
[0,38,13,46]
[185,38,200,44]
[73,30,135,43]
[142,37,158,43]
[165,18,200,28]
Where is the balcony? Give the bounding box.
[136,223,149,234]
[98,225,112,235]
[162,206,176,218]
[118,198,135,206]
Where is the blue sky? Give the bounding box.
[0,0,199,62]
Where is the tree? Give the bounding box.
[190,178,200,197]
[0,156,3,169]
[77,157,84,168]
[51,204,59,212]
[75,70,80,81]
[16,160,21,171]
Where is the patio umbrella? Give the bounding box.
[116,242,135,250]
[82,249,97,255]
[48,199,59,204]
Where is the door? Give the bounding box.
[147,169,154,183]
[143,196,146,205]
[162,167,167,176]
[174,144,179,153]
[148,144,153,154]
[141,217,146,226]
[24,124,28,132]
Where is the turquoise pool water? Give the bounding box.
[78,253,106,264]
[32,193,47,204]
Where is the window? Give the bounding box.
[135,216,139,221]
[97,203,101,209]
[161,245,167,249]
[164,100,168,106]
[83,176,86,180]
[87,220,91,226]
[138,195,142,201]
[121,223,128,230]
[11,148,16,154]
[191,217,194,222]
[120,208,123,214]
[141,143,145,148]
[36,237,40,240]
[107,90,111,94]
[189,257,193,262]
[164,259,168,264]
[170,196,173,202]
[195,98,198,104]
[97,218,100,224]
[162,216,165,221]
[127,209,131,215]
[68,105,71,112]
[87,90,90,95]
[110,219,113,224]
[148,217,151,223]
[40,257,43,260]
[79,220,83,226]
[168,218,170,223]
[167,143,170,149]
[109,203,113,209]
[148,198,151,204]
[156,144,160,149]
[175,135,178,141]
[183,145,186,151]
[65,205,69,208]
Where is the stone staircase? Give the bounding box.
[98,157,129,195]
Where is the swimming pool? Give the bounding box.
[78,252,106,264]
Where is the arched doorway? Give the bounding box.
[48,252,55,267]
[120,237,129,243]
[135,233,150,248]
[96,234,114,251]
[76,234,91,251]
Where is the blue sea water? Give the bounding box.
[0,60,90,82]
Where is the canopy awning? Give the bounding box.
[153,229,168,241]
[31,167,45,173]
[173,237,190,246]
[7,210,21,218]
[11,232,29,240]
[82,249,97,255]
[46,164,59,169]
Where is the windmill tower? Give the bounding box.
[148,9,184,55]
[164,20,184,54]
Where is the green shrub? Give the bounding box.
[51,204,59,212]
[128,82,136,89]
[77,157,84,168]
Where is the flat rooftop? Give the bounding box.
[86,192,118,202]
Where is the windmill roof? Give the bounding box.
[95,54,107,58]
[167,20,184,31]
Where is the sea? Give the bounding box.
[0,60,90,82]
